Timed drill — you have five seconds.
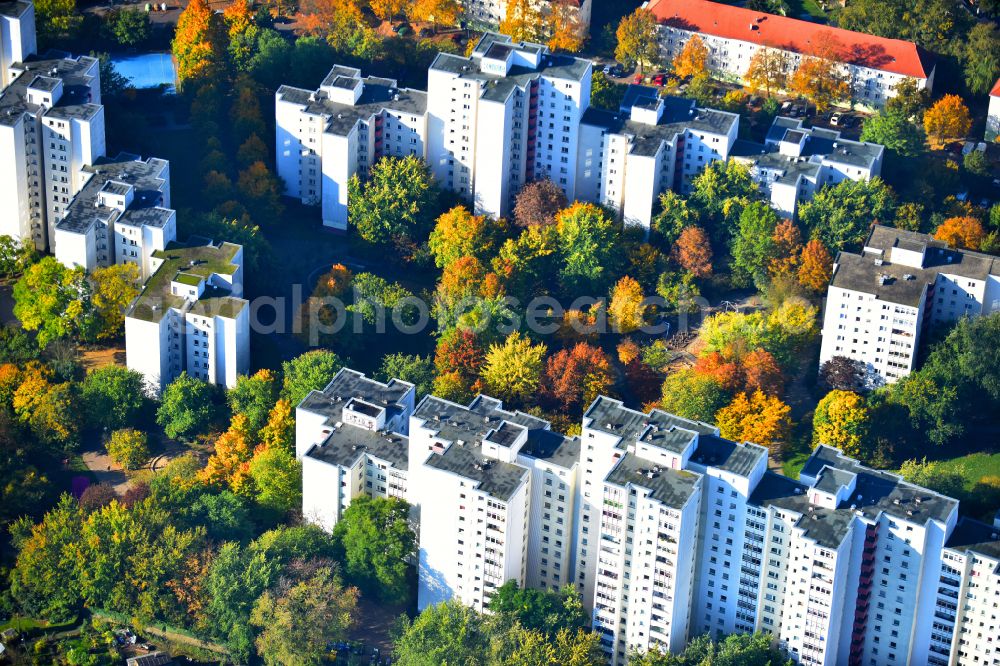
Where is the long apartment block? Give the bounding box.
[819,225,1000,384]
[461,0,593,36]
[297,367,1000,666]
[275,33,885,232]
[646,0,934,110]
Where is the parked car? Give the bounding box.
[780,100,792,112]
[652,73,665,86]
[633,73,644,84]
[830,112,842,126]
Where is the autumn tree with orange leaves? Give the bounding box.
[789,36,849,112]
[410,0,460,31]
[608,276,648,334]
[934,216,985,250]
[716,390,792,453]
[768,219,804,280]
[546,0,585,53]
[543,342,613,412]
[171,0,226,88]
[673,35,709,80]
[744,46,790,98]
[923,94,971,143]
[797,239,833,292]
[672,226,713,278]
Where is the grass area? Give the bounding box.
[0,616,77,633]
[782,448,811,480]
[928,452,1000,488]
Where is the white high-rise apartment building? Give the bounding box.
[426,33,591,219]
[275,66,428,229]
[646,0,935,111]
[819,225,1000,384]
[578,87,738,228]
[732,116,884,219]
[0,0,35,88]
[298,368,1000,665]
[53,153,175,280]
[0,51,103,251]
[124,238,248,394]
[277,35,886,233]
[987,78,1000,142]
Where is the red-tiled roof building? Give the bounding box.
[645,0,934,109]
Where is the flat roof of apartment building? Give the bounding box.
[56,153,171,235]
[646,0,933,79]
[605,452,701,509]
[749,471,856,548]
[584,395,717,453]
[0,52,99,126]
[126,237,244,323]
[0,0,32,16]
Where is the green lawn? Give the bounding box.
[929,452,1000,489]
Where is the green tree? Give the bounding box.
[14,257,96,347]
[731,201,781,288]
[249,446,302,518]
[281,350,345,406]
[799,178,896,251]
[348,273,418,327]
[90,262,141,340]
[812,390,871,459]
[392,600,489,666]
[482,332,547,403]
[106,428,150,471]
[156,372,220,440]
[963,23,1000,95]
[631,632,793,665]
[251,565,358,666]
[227,369,279,433]
[591,71,626,111]
[202,542,279,660]
[35,0,81,44]
[333,496,415,603]
[651,191,699,249]
[348,155,438,246]
[660,369,731,423]
[556,202,621,297]
[885,78,930,120]
[897,458,967,500]
[0,235,37,277]
[102,8,151,46]
[615,9,659,73]
[488,581,589,634]
[860,110,926,158]
[80,366,148,430]
[377,353,435,398]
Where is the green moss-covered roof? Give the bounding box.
[128,238,245,323]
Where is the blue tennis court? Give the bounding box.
[111,52,176,91]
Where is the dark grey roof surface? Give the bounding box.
[56,153,171,235]
[276,73,427,137]
[583,396,716,453]
[1,52,100,127]
[0,0,32,17]
[813,466,858,495]
[424,440,529,501]
[830,251,930,307]
[306,428,409,470]
[299,368,414,427]
[946,517,1000,561]
[688,434,768,477]
[414,395,548,447]
[521,430,581,469]
[605,452,701,508]
[749,472,855,549]
[865,225,1000,279]
[802,445,959,526]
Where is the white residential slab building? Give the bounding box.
[124,237,248,394]
[0,0,35,88]
[0,50,103,251]
[275,66,428,230]
[53,153,175,279]
[646,0,935,111]
[732,116,884,219]
[819,225,1000,384]
[297,368,1000,664]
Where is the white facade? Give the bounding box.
[987,79,1000,142]
[647,0,934,111]
[733,116,884,219]
[53,153,175,279]
[124,238,249,394]
[0,51,103,251]
[297,367,1000,664]
[819,225,1000,384]
[275,66,428,230]
[0,0,35,88]
[462,0,592,36]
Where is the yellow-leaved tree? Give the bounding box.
[672,35,709,80]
